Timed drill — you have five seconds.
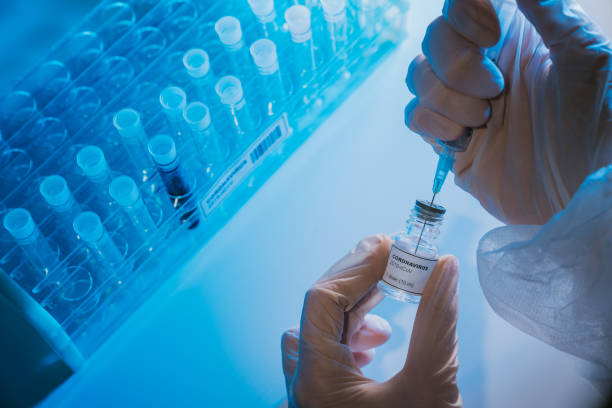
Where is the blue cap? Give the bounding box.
[183,49,210,78]
[159,86,186,113]
[40,175,71,207]
[76,146,109,180]
[73,211,103,243]
[109,175,140,207]
[148,134,177,167]
[215,76,243,106]
[113,108,143,140]
[3,208,36,241]
[183,102,211,131]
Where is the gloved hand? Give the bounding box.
[405,0,611,225]
[281,234,461,408]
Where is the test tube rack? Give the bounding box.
[0,0,408,357]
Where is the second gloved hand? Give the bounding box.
[281,235,461,408]
[405,0,611,225]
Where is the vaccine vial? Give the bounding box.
[378,199,446,303]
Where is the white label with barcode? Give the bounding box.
[200,113,291,215]
[382,245,438,295]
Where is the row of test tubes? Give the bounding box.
[0,0,402,332]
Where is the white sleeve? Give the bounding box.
[477,164,612,385]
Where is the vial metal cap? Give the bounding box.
[414,199,446,222]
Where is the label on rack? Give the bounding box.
[381,245,438,295]
[200,113,291,216]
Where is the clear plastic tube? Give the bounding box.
[148,135,199,229]
[96,56,135,101]
[109,175,157,238]
[247,0,283,43]
[285,5,317,89]
[183,49,216,104]
[215,76,256,142]
[214,16,253,81]
[27,60,72,108]
[73,211,124,269]
[61,86,102,131]
[159,86,188,147]
[61,31,105,77]
[250,39,288,117]
[113,108,153,183]
[28,117,68,164]
[1,90,38,137]
[183,102,231,177]
[76,145,114,221]
[3,208,59,290]
[320,0,349,61]
[39,175,81,252]
[351,0,384,39]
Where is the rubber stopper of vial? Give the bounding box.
[3,208,35,241]
[40,175,70,207]
[109,175,140,207]
[215,76,243,106]
[183,102,211,131]
[73,211,104,243]
[148,134,177,166]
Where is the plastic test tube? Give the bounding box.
[3,208,59,289]
[183,49,216,104]
[73,211,124,269]
[214,17,253,81]
[320,0,349,60]
[39,174,81,227]
[250,39,288,117]
[159,86,188,146]
[248,0,282,42]
[352,0,384,39]
[215,76,256,141]
[113,108,153,183]
[148,135,199,229]
[109,175,157,238]
[285,5,317,89]
[2,90,38,137]
[76,145,114,221]
[183,102,230,177]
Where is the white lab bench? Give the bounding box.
[39,1,609,407]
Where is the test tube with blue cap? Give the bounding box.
[183,102,231,178]
[215,75,257,142]
[247,0,282,43]
[76,145,114,221]
[148,135,199,229]
[159,86,188,148]
[3,208,60,291]
[285,5,317,90]
[109,175,157,239]
[40,175,81,250]
[183,49,216,104]
[73,211,124,271]
[113,108,153,183]
[320,0,349,63]
[250,39,289,118]
[214,16,253,80]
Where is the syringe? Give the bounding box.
[429,129,473,206]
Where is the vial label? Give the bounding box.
[382,244,438,295]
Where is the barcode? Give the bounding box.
[250,126,282,163]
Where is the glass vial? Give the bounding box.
[378,199,446,303]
